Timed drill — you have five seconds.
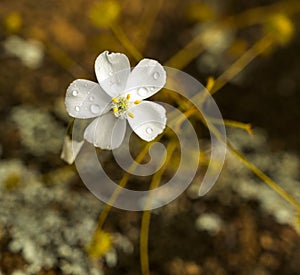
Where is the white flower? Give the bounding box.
[65,51,167,150]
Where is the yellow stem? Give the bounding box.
[198,113,300,211]
[94,28,299,230]
[91,0,300,259]
[164,35,273,109]
[207,118,253,135]
[224,120,253,135]
[164,34,205,68]
[164,41,291,209]
[164,0,300,71]
[170,27,300,210]
[94,143,151,231]
[206,77,215,92]
[140,211,151,275]
[140,142,177,275]
[111,23,143,62]
[138,0,164,52]
[46,43,87,77]
[228,141,300,211]
[210,35,273,95]
[232,0,300,28]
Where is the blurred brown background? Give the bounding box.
[0,0,300,274]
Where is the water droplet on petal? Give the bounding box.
[72,90,78,96]
[138,87,148,97]
[109,72,113,76]
[89,96,95,101]
[75,106,80,112]
[106,145,111,149]
[90,104,101,114]
[146,127,153,134]
[153,72,160,80]
[150,87,155,91]
[84,83,88,87]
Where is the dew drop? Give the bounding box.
[150,87,155,91]
[108,72,113,76]
[153,72,160,80]
[138,87,148,97]
[72,90,78,96]
[75,106,80,112]
[84,83,88,87]
[89,96,95,101]
[146,127,153,134]
[90,104,101,114]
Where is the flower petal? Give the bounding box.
[128,101,166,142]
[95,51,130,98]
[124,59,166,100]
[60,136,84,164]
[65,79,111,119]
[84,112,126,149]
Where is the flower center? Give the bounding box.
[111,94,140,119]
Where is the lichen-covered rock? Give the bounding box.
[0,159,104,274]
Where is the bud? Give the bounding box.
[89,0,121,28]
[265,14,295,45]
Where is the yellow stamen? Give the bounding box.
[126,94,131,100]
[112,98,118,103]
[113,107,118,113]
[134,100,141,104]
[128,112,134,118]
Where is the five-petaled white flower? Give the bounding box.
[65,51,167,150]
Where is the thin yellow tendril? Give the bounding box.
[110,23,143,62]
[210,35,273,95]
[94,143,151,232]
[224,120,253,135]
[90,0,300,268]
[138,0,165,52]
[228,141,300,211]
[164,0,300,70]
[164,35,205,68]
[231,0,300,28]
[206,117,253,135]
[140,142,177,275]
[166,29,300,211]
[197,113,300,211]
